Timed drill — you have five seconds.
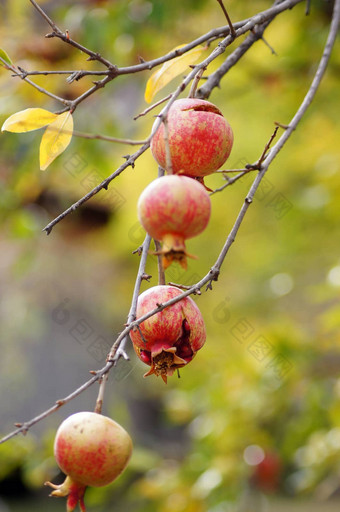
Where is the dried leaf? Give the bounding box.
[39,112,73,170]
[1,108,58,133]
[144,45,206,103]
[0,48,12,68]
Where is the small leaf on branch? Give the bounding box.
[40,111,74,170]
[144,45,206,103]
[0,48,12,68]
[1,108,58,133]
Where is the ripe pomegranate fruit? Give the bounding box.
[137,174,211,269]
[45,411,132,512]
[150,98,233,178]
[130,285,206,383]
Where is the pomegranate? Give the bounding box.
[137,174,211,269]
[130,285,206,383]
[150,98,233,178]
[45,411,132,511]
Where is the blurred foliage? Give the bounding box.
[0,0,340,511]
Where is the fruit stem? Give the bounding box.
[94,373,108,414]
[154,239,166,285]
[188,68,206,98]
[162,116,173,174]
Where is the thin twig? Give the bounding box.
[29,0,116,70]
[134,94,172,120]
[188,68,206,98]
[42,141,151,235]
[162,115,173,174]
[109,232,152,361]
[198,5,278,98]
[154,166,166,285]
[210,171,251,194]
[94,373,108,414]
[13,68,108,79]
[211,126,279,195]
[216,0,236,38]
[154,240,166,285]
[47,125,147,145]
[0,58,69,105]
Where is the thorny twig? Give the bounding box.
[210,126,279,195]
[1,0,339,444]
[40,0,304,234]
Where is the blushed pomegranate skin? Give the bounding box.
[150,98,233,177]
[137,175,211,268]
[45,412,132,511]
[54,412,132,487]
[130,285,206,383]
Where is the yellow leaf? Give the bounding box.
[39,112,73,171]
[1,108,58,133]
[144,45,206,103]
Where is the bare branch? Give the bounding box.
[42,141,151,235]
[41,0,304,233]
[216,0,236,38]
[29,0,117,71]
[13,67,108,79]
[134,94,173,120]
[1,0,338,443]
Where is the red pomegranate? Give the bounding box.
[130,285,206,383]
[137,174,211,269]
[45,412,132,511]
[150,98,233,178]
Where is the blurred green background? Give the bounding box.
[1,0,340,511]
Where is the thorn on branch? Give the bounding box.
[116,347,130,361]
[132,245,143,256]
[141,273,152,282]
[260,36,277,55]
[168,282,202,295]
[205,269,220,290]
[275,121,290,130]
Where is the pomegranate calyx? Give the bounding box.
[143,347,187,384]
[45,475,86,512]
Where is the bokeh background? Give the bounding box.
[0,1,340,511]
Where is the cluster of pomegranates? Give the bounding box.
[46,98,233,511]
[132,97,233,383]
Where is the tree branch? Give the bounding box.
[41,0,304,234]
[1,0,337,444]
